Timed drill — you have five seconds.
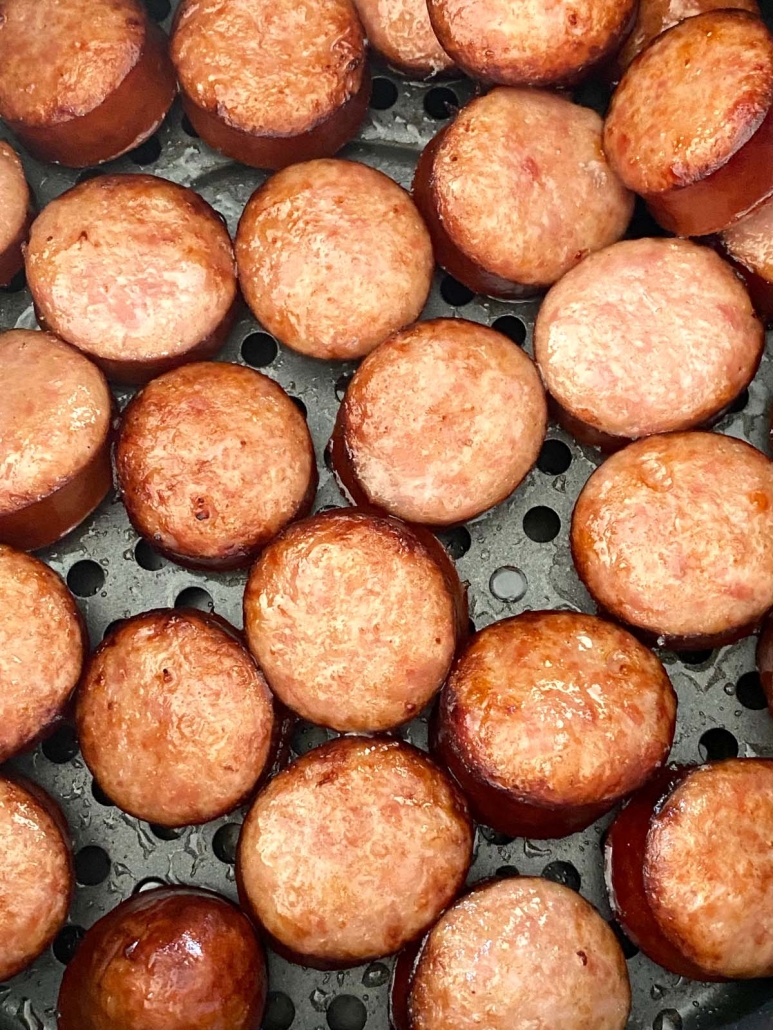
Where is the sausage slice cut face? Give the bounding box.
[116,362,317,569]
[571,432,773,648]
[329,318,547,525]
[0,141,32,286]
[604,11,773,236]
[244,509,467,732]
[26,175,238,384]
[721,195,773,324]
[57,887,267,1030]
[605,759,773,979]
[237,736,473,968]
[0,330,112,551]
[413,88,633,297]
[353,0,454,77]
[0,0,176,167]
[77,609,277,827]
[426,0,636,86]
[534,238,763,448]
[0,775,73,981]
[433,611,677,839]
[0,546,87,763]
[171,0,369,170]
[404,878,631,1030]
[236,160,434,360]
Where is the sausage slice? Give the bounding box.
[171,0,369,170]
[0,546,86,763]
[26,175,238,384]
[77,609,278,828]
[720,195,773,324]
[237,736,473,968]
[58,887,266,1030]
[400,878,631,1030]
[329,318,547,525]
[236,160,434,360]
[613,0,761,80]
[433,611,676,839]
[0,0,176,167]
[353,0,453,77]
[413,88,633,297]
[426,0,635,86]
[0,774,73,981]
[604,11,773,236]
[244,509,467,732]
[0,330,112,551]
[605,759,773,979]
[116,362,316,569]
[571,432,773,648]
[534,238,763,449]
[0,141,32,286]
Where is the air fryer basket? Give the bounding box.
[2,2,773,1028]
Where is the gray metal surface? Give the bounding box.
[2,2,773,1028]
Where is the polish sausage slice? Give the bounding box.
[426,0,636,85]
[329,318,547,525]
[413,88,633,297]
[0,545,87,763]
[170,0,369,170]
[237,736,473,968]
[236,160,434,360]
[0,0,176,167]
[605,759,773,979]
[353,0,453,77]
[0,141,32,286]
[244,508,467,732]
[571,432,773,648]
[0,330,112,551]
[400,878,631,1030]
[26,174,238,384]
[720,195,773,324]
[534,238,763,448]
[77,608,277,827]
[433,611,677,839]
[604,11,773,236]
[116,362,316,570]
[0,774,73,981]
[58,887,267,1030]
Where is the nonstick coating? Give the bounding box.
[1,2,773,1027]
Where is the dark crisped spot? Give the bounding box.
[370,77,398,111]
[577,949,587,965]
[162,668,172,682]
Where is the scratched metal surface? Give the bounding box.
[1,2,773,1029]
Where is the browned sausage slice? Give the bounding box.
[613,0,761,79]
[0,0,176,167]
[244,509,467,732]
[433,611,676,839]
[413,88,633,297]
[237,736,473,968]
[116,362,316,569]
[403,878,631,1030]
[571,432,773,648]
[0,545,86,763]
[0,330,112,551]
[77,609,277,827]
[720,196,773,324]
[534,238,763,448]
[26,175,238,384]
[171,0,369,170]
[0,774,73,981]
[605,759,773,979]
[236,160,434,360]
[353,0,453,77]
[57,887,266,1030]
[329,318,547,525]
[604,11,773,236]
[0,141,32,286]
[426,0,636,86]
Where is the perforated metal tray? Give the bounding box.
[2,2,773,1028]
